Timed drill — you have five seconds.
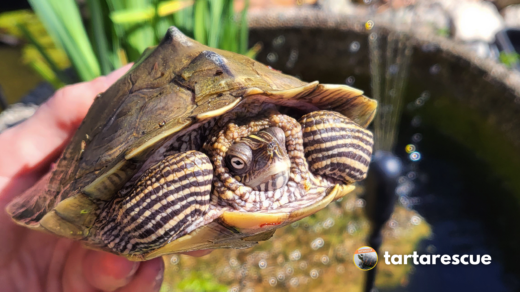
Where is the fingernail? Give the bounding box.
[153,259,165,290]
[105,63,133,84]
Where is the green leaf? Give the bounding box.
[28,0,100,81]
[208,0,224,48]
[27,57,65,88]
[110,0,193,24]
[239,0,249,54]
[17,24,72,84]
[499,52,520,68]
[193,0,207,44]
[86,0,113,75]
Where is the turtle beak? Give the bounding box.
[247,158,290,191]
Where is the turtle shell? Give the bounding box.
[7,27,376,257]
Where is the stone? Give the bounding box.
[504,4,520,28]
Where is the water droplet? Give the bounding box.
[388,64,399,75]
[290,250,301,261]
[429,64,441,75]
[345,76,356,85]
[170,255,179,265]
[347,222,357,234]
[277,272,285,281]
[421,43,437,52]
[410,197,421,205]
[259,259,267,269]
[400,196,410,207]
[412,133,423,142]
[290,277,300,287]
[411,116,421,127]
[409,151,421,161]
[350,41,360,53]
[272,35,285,48]
[320,255,330,265]
[276,254,285,265]
[269,277,277,286]
[286,49,299,69]
[299,261,308,270]
[311,238,325,250]
[229,286,239,292]
[337,265,345,273]
[407,171,417,180]
[365,20,374,30]
[286,266,294,275]
[313,223,323,233]
[426,244,436,253]
[291,222,300,228]
[323,218,335,229]
[310,269,319,279]
[240,266,248,277]
[405,144,416,153]
[229,258,238,267]
[389,219,398,228]
[355,199,366,208]
[396,180,414,196]
[267,52,278,63]
[411,215,422,225]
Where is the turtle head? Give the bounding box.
[226,127,290,191]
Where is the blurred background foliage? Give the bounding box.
[0,0,254,89]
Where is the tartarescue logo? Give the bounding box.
[353,246,378,271]
[354,247,493,271]
[383,251,492,265]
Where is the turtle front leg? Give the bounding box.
[91,150,213,257]
[299,110,374,184]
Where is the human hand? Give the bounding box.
[0,65,210,292]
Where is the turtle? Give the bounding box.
[7,27,376,261]
[357,253,378,270]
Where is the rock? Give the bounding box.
[441,0,504,42]
[504,4,520,28]
[0,82,54,133]
[0,103,38,132]
[376,0,504,42]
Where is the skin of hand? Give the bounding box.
[0,64,211,292]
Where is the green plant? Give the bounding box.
[166,271,228,292]
[17,0,253,87]
[499,52,520,68]
[0,10,70,88]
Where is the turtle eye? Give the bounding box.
[226,142,252,174]
[230,157,246,169]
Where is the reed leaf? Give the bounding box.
[86,0,112,75]
[28,0,100,81]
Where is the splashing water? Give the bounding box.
[369,19,413,152]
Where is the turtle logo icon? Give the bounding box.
[354,246,378,271]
